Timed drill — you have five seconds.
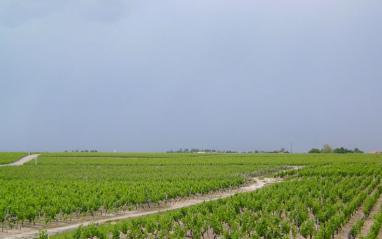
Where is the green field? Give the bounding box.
[0,153,284,226]
[0,152,27,164]
[1,152,382,239]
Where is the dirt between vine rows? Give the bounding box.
[334,182,381,239]
[357,187,382,239]
[1,176,285,239]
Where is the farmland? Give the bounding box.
[0,153,381,238]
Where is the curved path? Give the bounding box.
[0,154,40,166]
[1,177,283,239]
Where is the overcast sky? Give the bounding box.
[1,0,381,153]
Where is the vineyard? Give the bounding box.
[0,153,283,236]
[0,152,27,164]
[0,153,381,238]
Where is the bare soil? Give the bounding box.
[334,183,381,239]
[357,190,382,238]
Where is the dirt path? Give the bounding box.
[0,154,40,166]
[1,177,283,239]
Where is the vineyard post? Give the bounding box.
[5,211,7,231]
[5,210,12,231]
[317,218,319,230]
[296,205,299,228]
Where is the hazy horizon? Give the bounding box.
[1,1,381,153]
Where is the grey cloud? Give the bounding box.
[1,0,382,153]
[0,0,64,27]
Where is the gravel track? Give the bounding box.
[0,154,40,166]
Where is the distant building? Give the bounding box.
[370,151,381,154]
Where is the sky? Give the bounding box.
[1,0,381,153]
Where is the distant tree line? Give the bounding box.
[166,148,237,153]
[64,149,98,153]
[260,148,290,154]
[166,148,289,154]
[333,147,363,154]
[308,144,363,154]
